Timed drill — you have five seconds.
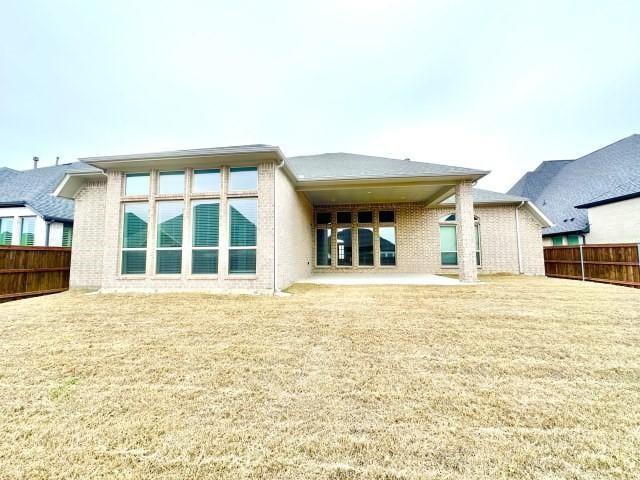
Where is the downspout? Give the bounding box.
[515,201,525,274]
[273,161,278,293]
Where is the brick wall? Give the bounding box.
[70,180,107,288]
[310,202,545,276]
[72,162,276,293]
[275,167,313,289]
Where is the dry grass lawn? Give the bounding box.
[1,276,639,479]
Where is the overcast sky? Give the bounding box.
[1,0,639,190]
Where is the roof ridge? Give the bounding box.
[574,134,639,161]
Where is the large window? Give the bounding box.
[192,169,220,194]
[229,198,257,274]
[552,236,563,246]
[20,217,36,246]
[125,173,149,196]
[0,217,12,245]
[315,211,331,267]
[229,167,257,192]
[158,171,184,195]
[192,200,219,274]
[156,201,184,274]
[122,203,148,274]
[336,228,352,266]
[567,234,580,245]
[439,214,481,266]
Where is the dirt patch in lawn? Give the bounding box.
[1,275,639,478]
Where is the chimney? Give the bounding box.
[56,156,60,166]
[33,156,39,169]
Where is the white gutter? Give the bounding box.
[515,201,525,274]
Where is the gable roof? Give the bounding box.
[507,134,640,236]
[285,152,489,182]
[0,162,99,222]
[575,175,640,209]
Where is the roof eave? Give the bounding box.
[523,201,554,228]
[294,171,489,190]
[575,191,640,209]
[54,171,108,199]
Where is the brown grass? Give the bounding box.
[1,276,639,479]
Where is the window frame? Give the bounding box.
[121,202,149,275]
[228,197,258,275]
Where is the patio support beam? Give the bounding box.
[455,181,478,283]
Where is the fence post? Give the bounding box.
[579,244,585,281]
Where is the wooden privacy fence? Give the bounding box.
[544,243,640,288]
[0,246,71,302]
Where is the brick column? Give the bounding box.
[455,181,478,282]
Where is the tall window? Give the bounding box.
[192,200,219,274]
[122,203,148,274]
[357,211,373,266]
[379,210,396,266]
[125,173,149,196]
[62,224,73,247]
[156,201,184,274]
[229,198,257,274]
[229,167,257,192]
[439,214,481,266]
[20,217,36,246]
[336,211,352,266]
[316,211,331,267]
[0,217,12,245]
[158,171,185,195]
[567,235,580,245]
[192,169,220,193]
[552,236,563,246]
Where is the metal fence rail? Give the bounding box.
[0,246,71,302]
[544,243,640,288]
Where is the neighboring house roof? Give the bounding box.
[575,176,640,209]
[507,134,640,236]
[0,162,99,222]
[285,152,489,181]
[508,160,574,200]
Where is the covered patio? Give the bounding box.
[297,272,466,286]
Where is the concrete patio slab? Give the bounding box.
[298,273,465,286]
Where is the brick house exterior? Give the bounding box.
[55,145,551,293]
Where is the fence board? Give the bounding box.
[544,243,640,288]
[0,246,71,302]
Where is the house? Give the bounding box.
[0,161,97,247]
[508,134,640,246]
[574,177,640,244]
[54,145,551,292]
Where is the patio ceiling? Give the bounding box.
[297,179,458,206]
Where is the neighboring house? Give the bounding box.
[54,145,551,292]
[574,176,640,244]
[508,134,640,246]
[0,162,97,247]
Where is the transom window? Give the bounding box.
[229,167,258,192]
[192,169,220,194]
[439,214,481,266]
[158,171,185,195]
[125,173,149,196]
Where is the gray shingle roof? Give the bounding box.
[508,160,574,200]
[507,134,640,235]
[285,153,488,181]
[0,162,99,222]
[575,175,640,208]
[441,188,527,205]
